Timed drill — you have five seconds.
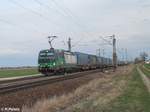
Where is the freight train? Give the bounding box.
[38,48,125,75]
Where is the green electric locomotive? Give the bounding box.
[38,48,77,75]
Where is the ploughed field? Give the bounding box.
[0,68,39,78]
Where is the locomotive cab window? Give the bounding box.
[47,52,54,56]
[39,53,46,57]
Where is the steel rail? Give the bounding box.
[0,69,104,94]
[0,75,44,84]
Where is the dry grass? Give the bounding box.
[22,65,133,112]
[22,77,110,112]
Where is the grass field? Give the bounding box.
[140,64,150,78]
[71,67,150,112]
[102,68,150,112]
[23,65,150,112]
[144,64,150,69]
[0,68,39,78]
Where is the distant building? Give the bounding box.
[145,60,150,64]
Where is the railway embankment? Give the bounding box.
[0,69,106,111]
[22,65,136,112]
[1,65,149,112]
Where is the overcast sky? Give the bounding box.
[0,0,150,67]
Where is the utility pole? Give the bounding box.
[48,35,57,49]
[102,49,105,72]
[111,35,117,70]
[121,48,125,61]
[96,49,101,57]
[98,48,101,57]
[102,49,105,57]
[68,37,71,52]
[125,48,128,64]
[99,34,117,71]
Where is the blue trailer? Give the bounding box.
[74,52,89,66]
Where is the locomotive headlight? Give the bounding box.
[53,62,56,66]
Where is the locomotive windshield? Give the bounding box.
[38,50,55,63]
[39,52,54,57]
[47,52,54,56]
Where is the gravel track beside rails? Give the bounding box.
[0,70,107,111]
[0,75,43,84]
[0,69,105,94]
[0,67,121,111]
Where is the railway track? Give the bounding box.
[0,69,105,94]
[0,75,44,84]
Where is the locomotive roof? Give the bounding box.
[40,49,75,54]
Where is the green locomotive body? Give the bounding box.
[38,48,77,75]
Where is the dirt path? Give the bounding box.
[137,66,150,93]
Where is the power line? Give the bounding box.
[99,36,112,45]
[6,0,98,49]
[4,0,54,36]
[9,0,42,17]
[8,0,61,27]
[34,0,67,18]
[34,0,87,33]
[33,0,80,39]
[0,17,30,31]
[52,0,89,31]
[0,17,47,36]
[51,0,93,39]
[0,18,17,26]
[35,0,82,29]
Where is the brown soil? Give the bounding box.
[22,65,133,112]
[0,70,105,111]
[0,66,130,112]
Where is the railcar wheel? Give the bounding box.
[44,73,49,76]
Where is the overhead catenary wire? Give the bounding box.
[3,0,54,36]
[5,0,97,50]
[0,16,49,37]
[8,0,95,48]
[0,18,17,26]
[0,17,37,33]
[34,0,68,18]
[52,0,90,31]
[50,0,94,43]
[52,0,90,32]
[33,0,80,39]
[51,0,93,36]
[8,0,62,28]
[99,36,112,45]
